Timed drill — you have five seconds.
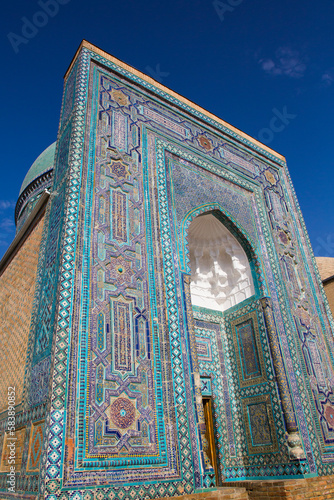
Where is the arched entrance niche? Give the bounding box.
[183,209,303,485]
[184,208,261,307]
[188,213,255,311]
[184,209,263,485]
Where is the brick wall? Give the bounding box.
[324,279,334,319]
[0,216,45,412]
[158,487,249,500]
[223,475,334,499]
[155,475,334,500]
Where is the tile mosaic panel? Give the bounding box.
[110,297,135,375]
[167,155,257,247]
[193,299,301,479]
[230,311,267,388]
[236,321,261,379]
[61,60,77,126]
[50,62,202,497]
[28,356,51,407]
[200,377,212,397]
[196,337,214,363]
[242,395,278,454]
[43,49,311,496]
[26,420,44,473]
[30,145,68,369]
[110,187,128,244]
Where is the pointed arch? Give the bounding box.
[182,205,263,310]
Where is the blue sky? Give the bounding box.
[1,0,333,258]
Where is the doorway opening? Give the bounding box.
[202,397,219,484]
[187,211,256,483]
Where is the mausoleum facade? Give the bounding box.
[1,40,334,499]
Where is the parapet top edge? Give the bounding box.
[64,39,286,164]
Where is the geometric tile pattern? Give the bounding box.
[62,68,182,480]
[27,421,44,472]
[39,44,334,493]
[260,297,298,434]
[42,49,90,499]
[28,357,51,407]
[200,377,212,397]
[40,57,203,499]
[242,395,278,454]
[231,312,267,388]
[194,299,306,480]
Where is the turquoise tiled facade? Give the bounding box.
[1,41,334,499]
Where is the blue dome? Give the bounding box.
[15,142,56,227]
[19,142,56,196]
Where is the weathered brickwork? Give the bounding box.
[0,216,45,413]
[158,488,249,500]
[158,475,334,499]
[324,280,334,318]
[315,257,334,318]
[316,257,334,281]
[224,475,334,499]
[0,428,26,472]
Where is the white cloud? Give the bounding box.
[258,47,307,79]
[0,217,15,232]
[321,70,334,87]
[0,200,15,211]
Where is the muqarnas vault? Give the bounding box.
[1,40,334,499]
